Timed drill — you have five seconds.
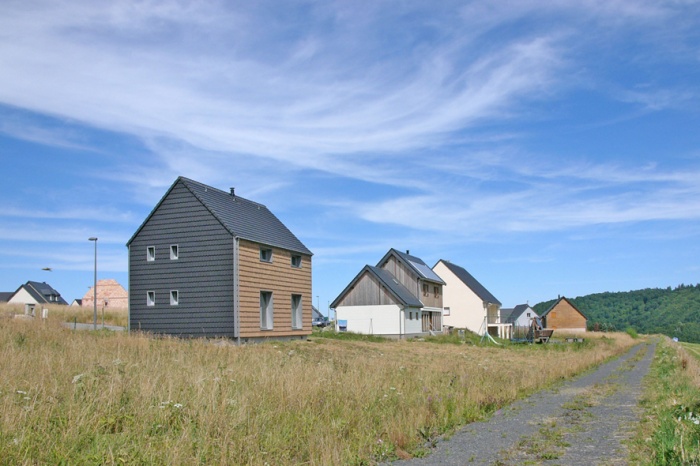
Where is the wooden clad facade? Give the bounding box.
[237,239,312,338]
[542,297,587,333]
[379,254,443,309]
[128,177,313,341]
[332,271,398,308]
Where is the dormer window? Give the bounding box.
[291,255,302,268]
[260,248,272,262]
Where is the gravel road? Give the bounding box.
[394,341,656,465]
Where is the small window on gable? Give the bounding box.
[147,246,155,262]
[527,312,531,317]
[260,248,272,262]
[170,245,179,260]
[170,290,179,305]
[291,255,302,268]
[147,291,155,306]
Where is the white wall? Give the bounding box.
[433,261,486,334]
[335,305,402,335]
[513,308,538,328]
[404,308,423,334]
[8,288,38,305]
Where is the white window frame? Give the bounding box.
[443,306,451,316]
[291,254,302,268]
[170,290,179,306]
[147,291,155,306]
[291,294,302,329]
[260,291,273,330]
[147,246,155,262]
[260,248,273,263]
[170,244,179,260]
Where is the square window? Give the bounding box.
[260,248,272,262]
[291,255,302,268]
[443,306,451,316]
[260,291,273,329]
[170,245,179,260]
[291,294,302,329]
[147,291,155,306]
[147,246,155,261]
[170,290,179,306]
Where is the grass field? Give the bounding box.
[631,338,700,465]
[0,310,637,465]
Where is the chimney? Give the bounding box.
[230,187,235,197]
[406,250,410,255]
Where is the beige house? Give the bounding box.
[82,279,128,309]
[432,260,508,338]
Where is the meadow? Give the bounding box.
[0,307,636,465]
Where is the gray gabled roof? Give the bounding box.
[0,292,14,302]
[331,265,424,309]
[127,177,312,256]
[14,281,68,305]
[378,249,445,284]
[503,304,537,324]
[434,260,501,306]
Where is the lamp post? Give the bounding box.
[88,237,98,330]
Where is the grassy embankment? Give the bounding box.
[632,339,700,464]
[0,309,636,465]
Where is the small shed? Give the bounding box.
[541,297,587,333]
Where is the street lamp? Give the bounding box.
[88,237,98,330]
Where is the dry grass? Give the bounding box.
[0,311,636,465]
[1,303,128,328]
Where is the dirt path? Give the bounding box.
[394,341,656,465]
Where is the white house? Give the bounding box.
[501,304,539,339]
[432,260,508,338]
[330,249,444,338]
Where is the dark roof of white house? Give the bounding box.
[434,260,501,305]
[127,177,312,256]
[503,304,537,324]
[331,265,424,309]
[0,291,13,302]
[378,249,445,284]
[14,281,68,305]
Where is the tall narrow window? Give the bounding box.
[170,245,179,260]
[260,248,272,262]
[422,283,429,296]
[147,291,155,306]
[291,255,302,268]
[147,246,155,261]
[291,294,302,329]
[433,286,439,298]
[170,290,179,305]
[260,291,273,329]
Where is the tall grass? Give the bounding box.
[1,303,128,327]
[632,339,700,465]
[0,313,636,465]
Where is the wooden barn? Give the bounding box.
[541,297,587,333]
[127,177,313,342]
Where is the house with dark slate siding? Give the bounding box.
[127,177,313,342]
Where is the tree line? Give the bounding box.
[533,284,700,343]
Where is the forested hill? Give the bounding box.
[532,284,700,343]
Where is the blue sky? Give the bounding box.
[1,1,699,314]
